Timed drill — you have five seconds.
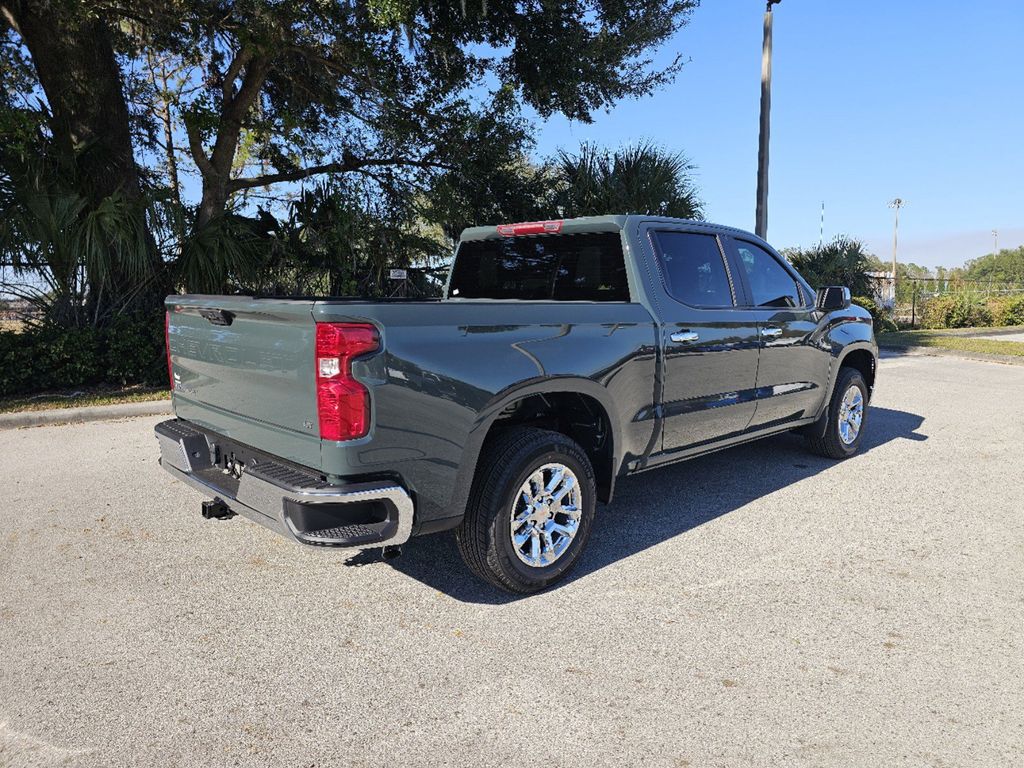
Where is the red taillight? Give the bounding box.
[165,310,174,391]
[496,220,563,237]
[315,323,379,441]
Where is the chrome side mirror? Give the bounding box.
[816,286,851,311]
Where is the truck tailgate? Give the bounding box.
[166,297,322,469]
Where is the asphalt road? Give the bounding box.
[1,353,1022,767]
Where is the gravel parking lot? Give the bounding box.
[1,352,1021,767]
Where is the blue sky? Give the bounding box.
[529,0,1024,268]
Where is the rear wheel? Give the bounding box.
[456,427,597,594]
[806,367,869,459]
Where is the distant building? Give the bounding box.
[866,271,895,308]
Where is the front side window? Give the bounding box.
[448,233,629,301]
[734,241,801,308]
[653,231,734,308]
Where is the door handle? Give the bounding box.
[760,326,783,338]
[670,331,700,344]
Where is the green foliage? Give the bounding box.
[0,155,164,327]
[851,296,898,333]
[983,294,1024,327]
[919,292,993,329]
[1002,295,1024,326]
[176,215,267,295]
[424,96,557,242]
[785,236,874,297]
[4,0,699,310]
[103,314,168,386]
[554,142,703,219]
[0,315,166,397]
[916,292,1024,330]
[963,247,1024,283]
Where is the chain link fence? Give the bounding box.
[864,274,1024,327]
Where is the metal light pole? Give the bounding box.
[888,198,905,307]
[755,0,782,239]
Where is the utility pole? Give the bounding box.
[819,201,824,247]
[755,0,782,240]
[888,198,905,308]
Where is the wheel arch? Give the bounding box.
[839,346,877,395]
[454,378,622,513]
[804,340,878,440]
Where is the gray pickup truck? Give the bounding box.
[156,215,877,593]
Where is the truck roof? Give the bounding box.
[458,215,762,243]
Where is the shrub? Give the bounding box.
[0,314,166,398]
[919,293,993,329]
[851,295,898,333]
[1004,296,1024,326]
[104,315,167,386]
[986,295,1024,327]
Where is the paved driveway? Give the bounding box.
[1,354,1021,767]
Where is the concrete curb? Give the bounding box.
[0,399,172,430]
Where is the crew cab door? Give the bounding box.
[723,236,831,429]
[643,226,761,452]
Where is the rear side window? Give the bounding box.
[733,241,801,308]
[448,233,629,301]
[653,231,734,308]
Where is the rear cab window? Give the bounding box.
[448,232,629,301]
[651,231,735,308]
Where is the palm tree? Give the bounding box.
[0,157,159,327]
[554,142,703,220]
[784,237,874,296]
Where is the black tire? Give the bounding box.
[806,366,869,459]
[456,427,597,594]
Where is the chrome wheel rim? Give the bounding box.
[837,385,864,445]
[509,462,582,568]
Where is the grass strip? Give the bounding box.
[879,330,1024,358]
[0,387,170,413]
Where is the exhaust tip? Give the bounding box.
[381,544,403,561]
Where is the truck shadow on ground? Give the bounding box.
[371,406,927,604]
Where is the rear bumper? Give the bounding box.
[155,419,413,548]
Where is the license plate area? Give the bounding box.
[186,424,328,490]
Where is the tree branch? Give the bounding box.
[226,156,452,192]
[221,46,253,106]
[184,116,214,177]
[205,53,272,178]
[1,5,22,35]
[224,53,270,124]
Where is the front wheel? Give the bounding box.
[456,427,597,594]
[806,367,869,459]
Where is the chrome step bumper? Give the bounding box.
[155,419,413,548]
